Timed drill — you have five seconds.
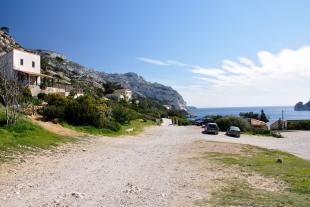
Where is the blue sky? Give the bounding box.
[2,0,310,107]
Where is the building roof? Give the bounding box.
[14,69,52,78]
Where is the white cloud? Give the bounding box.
[137,57,190,68]
[181,46,310,107]
[165,60,190,67]
[191,67,225,77]
[137,57,170,66]
[137,47,310,107]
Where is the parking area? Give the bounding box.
[194,126,310,160]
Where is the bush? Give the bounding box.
[172,116,192,126]
[216,116,251,132]
[30,97,42,105]
[38,93,49,101]
[47,94,67,106]
[40,105,65,120]
[64,96,100,126]
[287,120,310,130]
[168,109,188,119]
[94,119,121,131]
[23,87,32,97]
[112,105,139,124]
[40,82,47,90]
[204,115,223,123]
[129,97,168,119]
[39,94,156,132]
[252,128,271,135]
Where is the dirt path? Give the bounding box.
[30,115,84,137]
[0,125,214,207]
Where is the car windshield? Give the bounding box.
[208,124,218,129]
[230,127,240,131]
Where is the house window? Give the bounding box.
[32,61,35,68]
[20,59,23,65]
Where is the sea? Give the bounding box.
[188,106,310,124]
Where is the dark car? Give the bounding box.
[204,123,219,135]
[226,126,241,137]
[194,119,204,126]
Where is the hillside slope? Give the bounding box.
[0,30,187,110]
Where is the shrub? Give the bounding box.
[94,119,121,131]
[216,116,251,132]
[178,118,192,126]
[47,94,67,106]
[239,110,269,122]
[30,97,42,105]
[64,97,99,126]
[172,116,192,126]
[23,87,32,97]
[204,115,223,123]
[251,128,283,138]
[40,105,65,120]
[37,93,49,101]
[168,109,188,119]
[287,120,310,130]
[112,105,139,124]
[69,90,76,97]
[252,128,271,135]
[40,82,47,90]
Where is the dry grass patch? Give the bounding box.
[190,141,310,207]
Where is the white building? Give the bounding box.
[113,89,133,102]
[0,49,68,96]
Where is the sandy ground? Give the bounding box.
[30,115,85,137]
[0,122,308,206]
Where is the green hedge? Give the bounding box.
[216,116,252,132]
[287,120,310,130]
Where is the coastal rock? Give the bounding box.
[294,101,310,111]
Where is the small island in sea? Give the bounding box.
[295,100,310,111]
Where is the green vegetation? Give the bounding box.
[210,115,252,132]
[112,104,139,124]
[63,119,155,137]
[201,145,310,206]
[171,116,192,126]
[240,109,269,122]
[287,120,310,130]
[250,128,283,138]
[196,180,310,207]
[0,107,73,159]
[39,94,183,135]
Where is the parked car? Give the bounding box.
[226,126,241,137]
[194,119,204,126]
[205,123,219,135]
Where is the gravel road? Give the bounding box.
[0,122,309,207]
[0,122,210,207]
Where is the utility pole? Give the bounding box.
[281,110,284,121]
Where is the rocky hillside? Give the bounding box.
[0,30,187,110]
[295,101,310,111]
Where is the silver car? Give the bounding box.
[205,123,219,135]
[226,126,241,137]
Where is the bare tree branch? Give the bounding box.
[0,61,26,125]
